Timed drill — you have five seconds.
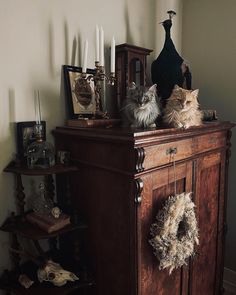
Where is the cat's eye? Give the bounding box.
[186,101,191,104]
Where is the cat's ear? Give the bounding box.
[191,89,199,99]
[129,82,136,90]
[148,84,157,94]
[173,84,180,91]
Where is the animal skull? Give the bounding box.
[37,260,79,287]
[51,206,61,219]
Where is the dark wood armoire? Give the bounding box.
[53,121,234,295]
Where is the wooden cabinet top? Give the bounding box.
[53,122,234,175]
[53,121,234,146]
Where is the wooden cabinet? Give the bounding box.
[53,121,234,295]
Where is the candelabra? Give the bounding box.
[77,62,116,119]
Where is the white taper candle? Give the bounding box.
[99,27,104,66]
[95,25,99,62]
[82,39,88,73]
[111,36,115,73]
[37,90,41,124]
[34,90,41,124]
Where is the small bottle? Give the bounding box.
[29,182,54,214]
[27,123,55,169]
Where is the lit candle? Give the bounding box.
[99,27,104,66]
[95,25,99,62]
[82,39,88,73]
[111,36,115,73]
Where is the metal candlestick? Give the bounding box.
[77,62,116,119]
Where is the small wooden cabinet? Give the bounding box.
[115,43,152,109]
[53,121,234,295]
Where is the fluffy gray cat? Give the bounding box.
[121,83,160,128]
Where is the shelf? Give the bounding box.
[0,267,94,295]
[0,216,87,240]
[4,161,79,176]
[2,280,94,295]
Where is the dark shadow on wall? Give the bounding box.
[48,21,56,78]
[71,37,77,66]
[64,20,69,65]
[124,0,134,45]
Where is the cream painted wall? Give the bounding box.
[182,0,236,271]
[154,0,182,55]
[0,0,182,291]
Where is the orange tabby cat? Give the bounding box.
[163,85,202,129]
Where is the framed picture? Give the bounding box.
[16,121,46,162]
[63,65,97,119]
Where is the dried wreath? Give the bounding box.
[149,192,199,274]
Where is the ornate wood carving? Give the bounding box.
[135,147,145,173]
[134,178,143,204]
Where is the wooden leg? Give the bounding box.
[11,233,21,271]
[49,237,58,253]
[66,174,78,224]
[45,175,55,203]
[65,174,72,210]
[16,174,25,215]
[33,240,46,258]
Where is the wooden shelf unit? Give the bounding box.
[0,162,93,295]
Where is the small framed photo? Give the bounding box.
[16,121,46,162]
[57,150,70,165]
[63,65,97,119]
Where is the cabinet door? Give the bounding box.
[190,152,226,295]
[136,161,193,295]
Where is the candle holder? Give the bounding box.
[77,62,116,119]
[66,63,119,128]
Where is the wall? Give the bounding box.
[0,0,126,286]
[154,0,183,55]
[0,0,182,291]
[182,0,236,271]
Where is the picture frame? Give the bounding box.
[63,65,97,119]
[16,121,46,162]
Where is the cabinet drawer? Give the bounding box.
[143,138,192,169]
[143,131,226,170]
[195,131,226,154]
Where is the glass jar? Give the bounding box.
[29,182,54,214]
[27,124,55,169]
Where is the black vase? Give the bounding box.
[151,19,192,102]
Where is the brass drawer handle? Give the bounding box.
[166,147,177,155]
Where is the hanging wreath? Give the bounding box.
[149,192,199,274]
